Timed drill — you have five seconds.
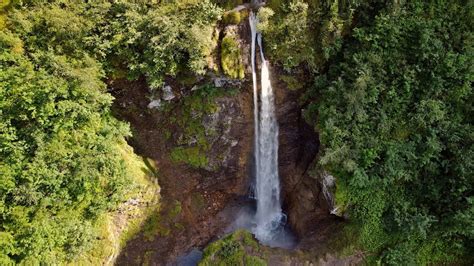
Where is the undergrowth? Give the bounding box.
[221,32,244,79]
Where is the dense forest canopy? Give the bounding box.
[0,0,472,265]
[304,0,473,264]
[0,0,222,264]
[259,0,473,264]
[1,2,127,264]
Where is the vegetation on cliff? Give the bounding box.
[260,0,472,264]
[259,0,356,71]
[221,31,245,79]
[97,0,222,88]
[1,0,472,264]
[1,18,127,266]
[0,0,220,264]
[303,0,473,264]
[167,85,221,168]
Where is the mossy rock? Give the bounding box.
[199,230,266,266]
[221,33,245,79]
[170,146,209,168]
[333,176,349,218]
[223,11,241,25]
[165,85,224,169]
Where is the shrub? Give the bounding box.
[221,33,244,79]
[223,11,241,24]
[312,1,473,263]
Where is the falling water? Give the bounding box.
[249,11,285,245]
[250,11,260,195]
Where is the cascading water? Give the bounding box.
[250,11,260,198]
[249,10,286,245]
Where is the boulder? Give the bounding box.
[162,85,175,101]
[147,99,162,109]
[212,77,242,88]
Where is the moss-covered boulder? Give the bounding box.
[221,30,244,79]
[199,230,266,266]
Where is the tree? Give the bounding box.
[309,1,473,263]
[0,5,130,263]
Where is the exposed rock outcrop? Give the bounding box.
[162,85,175,101]
[109,10,343,264]
[268,64,337,238]
[147,99,162,109]
[109,73,254,264]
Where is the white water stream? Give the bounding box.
[249,11,285,244]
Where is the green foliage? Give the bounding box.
[0,28,132,264]
[256,7,274,33]
[258,1,315,70]
[8,0,220,88]
[199,230,266,266]
[221,32,245,79]
[0,1,164,263]
[0,0,10,9]
[3,0,472,264]
[211,0,243,10]
[223,11,241,25]
[333,177,349,216]
[280,75,303,91]
[0,0,10,30]
[97,0,222,88]
[259,0,358,71]
[327,222,361,258]
[310,0,473,264]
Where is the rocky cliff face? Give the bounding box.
[109,10,337,265]
[109,74,255,264]
[269,65,338,238]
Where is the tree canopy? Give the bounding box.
[0,0,472,264]
[0,0,222,263]
[307,0,473,264]
[0,3,130,263]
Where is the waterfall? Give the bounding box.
[249,11,285,244]
[250,11,260,196]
